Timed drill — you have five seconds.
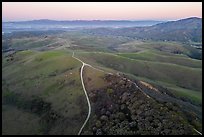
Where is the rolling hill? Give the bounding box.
[2,50,88,135]
[83,17,202,43]
[2,17,202,135]
[2,50,202,135]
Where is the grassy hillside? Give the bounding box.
[75,52,202,105]
[10,36,68,51]
[83,65,109,92]
[114,40,188,53]
[117,50,202,68]
[58,32,129,52]
[2,25,202,135]
[124,74,202,105]
[84,17,202,43]
[2,105,41,135]
[2,50,88,135]
[5,31,201,60]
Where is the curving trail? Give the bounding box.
[72,52,91,135]
[77,62,91,135]
[72,52,201,135]
[132,82,151,98]
[193,128,202,135]
[72,51,150,135]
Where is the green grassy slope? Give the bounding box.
[117,50,202,68]
[2,50,88,135]
[115,40,188,53]
[75,52,202,104]
[83,65,109,92]
[57,32,129,52]
[2,30,202,134]
[11,37,57,50]
[2,105,41,135]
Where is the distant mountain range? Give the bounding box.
[2,17,202,43]
[3,19,164,26]
[2,20,165,33]
[83,17,202,43]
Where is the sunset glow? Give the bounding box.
[2,2,202,21]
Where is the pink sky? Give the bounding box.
[2,2,202,21]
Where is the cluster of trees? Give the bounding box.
[83,74,195,135]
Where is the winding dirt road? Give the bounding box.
[72,52,202,135]
[72,52,91,135]
[72,52,150,135]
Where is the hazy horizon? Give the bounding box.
[2,2,202,22]
[2,17,202,23]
